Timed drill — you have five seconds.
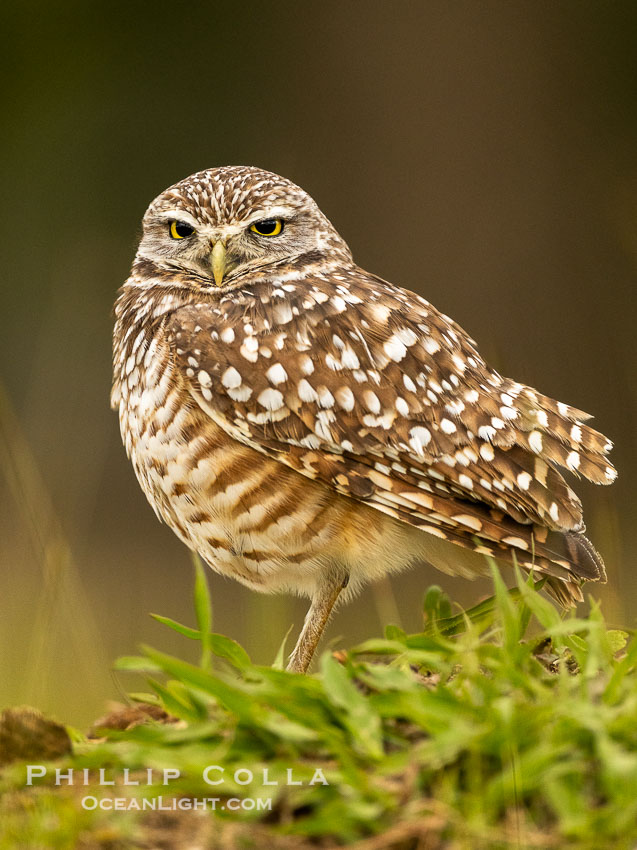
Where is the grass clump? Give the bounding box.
[1,559,636,849]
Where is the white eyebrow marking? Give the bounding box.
[156,209,200,228]
[246,205,298,223]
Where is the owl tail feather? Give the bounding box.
[541,531,606,606]
[413,517,606,608]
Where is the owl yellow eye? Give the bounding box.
[250,218,284,236]
[170,220,194,239]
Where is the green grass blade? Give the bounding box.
[150,613,201,640]
[320,654,384,759]
[272,624,294,670]
[113,655,163,673]
[192,554,213,672]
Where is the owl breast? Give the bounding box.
[115,317,416,598]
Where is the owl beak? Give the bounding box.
[211,241,228,287]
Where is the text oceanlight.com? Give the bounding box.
[81,796,273,811]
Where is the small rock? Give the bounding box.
[89,702,175,737]
[0,706,72,765]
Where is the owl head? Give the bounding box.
[135,166,352,290]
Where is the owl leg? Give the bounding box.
[287,568,349,673]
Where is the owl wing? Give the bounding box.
[166,267,615,594]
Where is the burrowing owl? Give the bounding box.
[112,166,616,672]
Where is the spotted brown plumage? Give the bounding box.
[112,166,616,671]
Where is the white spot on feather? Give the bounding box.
[500,406,518,420]
[315,410,335,440]
[299,433,321,449]
[517,471,532,490]
[331,296,347,313]
[395,397,410,417]
[266,363,288,385]
[409,426,431,454]
[396,327,418,346]
[446,400,465,415]
[383,335,407,362]
[341,346,360,369]
[453,514,482,531]
[228,385,252,402]
[273,301,293,324]
[371,303,391,322]
[502,536,529,550]
[240,343,258,362]
[298,379,318,403]
[299,355,314,375]
[403,375,417,393]
[479,443,495,462]
[363,390,381,414]
[243,335,258,352]
[479,425,496,442]
[317,386,335,408]
[335,386,355,411]
[454,450,470,467]
[258,388,285,411]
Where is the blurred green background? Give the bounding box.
[1,1,636,728]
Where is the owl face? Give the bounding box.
[135,166,352,289]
